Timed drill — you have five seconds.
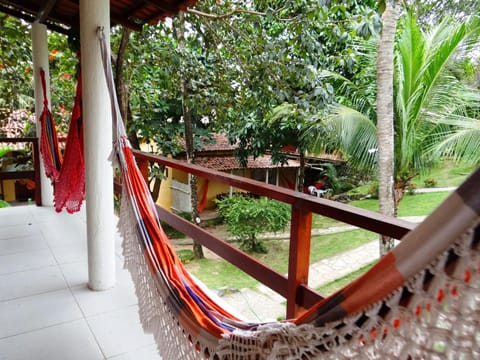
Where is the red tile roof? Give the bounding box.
[192,155,300,171]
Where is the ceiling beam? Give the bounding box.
[0,3,70,35]
[36,0,57,22]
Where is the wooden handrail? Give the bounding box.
[129,149,415,318]
[0,137,41,206]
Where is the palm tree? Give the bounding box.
[312,13,480,213]
[376,0,400,255]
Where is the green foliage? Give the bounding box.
[368,181,379,199]
[160,211,192,239]
[423,178,437,188]
[0,200,11,208]
[0,14,78,133]
[0,14,33,110]
[176,249,195,263]
[216,195,290,253]
[312,13,480,190]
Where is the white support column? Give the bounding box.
[80,0,116,291]
[31,21,54,206]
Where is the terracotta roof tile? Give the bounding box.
[191,155,300,171]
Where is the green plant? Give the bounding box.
[176,249,194,264]
[160,211,192,239]
[216,195,290,253]
[406,182,417,195]
[0,200,11,208]
[423,178,437,188]
[368,181,379,199]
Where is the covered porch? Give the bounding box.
[0,204,161,359]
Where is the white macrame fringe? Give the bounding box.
[215,222,480,360]
[119,188,207,359]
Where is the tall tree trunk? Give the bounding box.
[176,12,204,259]
[298,151,306,192]
[115,27,140,150]
[376,1,400,257]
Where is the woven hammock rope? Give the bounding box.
[97,28,480,359]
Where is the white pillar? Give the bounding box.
[31,21,54,206]
[80,0,116,290]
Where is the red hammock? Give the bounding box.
[39,69,63,181]
[38,68,85,213]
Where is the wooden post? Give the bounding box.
[32,138,42,206]
[286,205,312,318]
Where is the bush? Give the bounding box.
[160,211,192,239]
[368,181,379,199]
[407,182,417,195]
[176,249,194,264]
[423,178,437,188]
[216,195,290,253]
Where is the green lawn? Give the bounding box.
[186,228,377,289]
[412,161,476,188]
[316,262,374,295]
[349,191,451,217]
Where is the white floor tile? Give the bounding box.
[0,223,39,240]
[0,209,34,228]
[87,306,155,358]
[0,319,104,360]
[71,280,138,317]
[0,235,48,256]
[108,344,162,360]
[0,249,57,275]
[50,242,88,264]
[39,217,86,243]
[0,289,83,339]
[0,265,67,301]
[59,261,88,287]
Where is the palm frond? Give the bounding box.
[314,104,377,171]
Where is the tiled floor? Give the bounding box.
[0,205,162,360]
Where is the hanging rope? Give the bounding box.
[98,27,480,359]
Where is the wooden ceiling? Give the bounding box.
[0,0,197,34]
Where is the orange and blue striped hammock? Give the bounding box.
[99,29,480,359]
[38,67,85,214]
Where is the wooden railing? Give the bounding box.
[132,149,415,318]
[0,137,41,206]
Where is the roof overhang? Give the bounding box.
[0,0,197,35]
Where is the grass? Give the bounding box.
[0,200,11,208]
[412,161,476,188]
[316,262,375,295]
[185,228,377,290]
[349,191,451,217]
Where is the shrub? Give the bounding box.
[407,182,417,195]
[160,211,192,239]
[216,195,290,253]
[176,249,194,264]
[368,181,379,199]
[423,178,437,188]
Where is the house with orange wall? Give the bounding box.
[157,133,301,213]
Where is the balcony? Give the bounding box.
[0,145,416,359]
